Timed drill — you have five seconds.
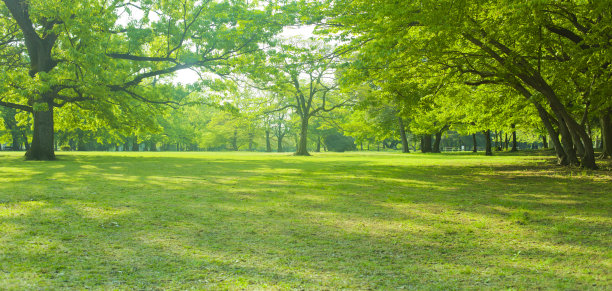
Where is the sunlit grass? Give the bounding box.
[0,151,610,290]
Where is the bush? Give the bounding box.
[60,145,72,151]
[324,133,356,152]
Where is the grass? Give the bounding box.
[0,151,610,290]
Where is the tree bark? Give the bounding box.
[531,80,596,169]
[504,133,509,150]
[542,135,548,148]
[484,130,493,156]
[510,124,518,152]
[22,132,29,150]
[472,134,477,152]
[315,136,321,152]
[433,131,442,153]
[295,117,310,156]
[534,103,568,165]
[277,135,284,152]
[600,109,612,159]
[398,117,410,153]
[421,135,432,153]
[25,105,55,160]
[265,130,272,152]
[557,118,580,166]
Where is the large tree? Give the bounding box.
[326,0,611,169]
[0,0,286,160]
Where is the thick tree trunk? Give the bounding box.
[542,135,548,148]
[277,136,283,152]
[398,117,410,153]
[534,103,568,165]
[472,134,477,152]
[432,131,442,153]
[25,105,55,160]
[600,110,612,159]
[265,130,272,152]
[484,130,493,156]
[295,117,310,156]
[557,118,580,166]
[421,135,432,153]
[536,83,596,169]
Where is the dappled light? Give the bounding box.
[1,152,610,289]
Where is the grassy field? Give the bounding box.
[0,151,610,290]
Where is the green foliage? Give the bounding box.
[323,132,356,152]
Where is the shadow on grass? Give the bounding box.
[0,152,610,289]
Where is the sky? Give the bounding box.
[174,25,316,85]
[116,5,315,85]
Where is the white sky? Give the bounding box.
[175,25,316,85]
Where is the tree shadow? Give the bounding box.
[0,152,610,289]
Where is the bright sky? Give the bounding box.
[116,5,315,85]
[174,25,316,85]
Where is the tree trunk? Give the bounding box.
[132,138,139,151]
[494,130,499,151]
[557,118,580,166]
[600,110,612,159]
[421,135,432,153]
[265,130,272,152]
[537,83,596,169]
[25,105,55,160]
[150,142,157,152]
[504,133,509,150]
[1,108,22,150]
[534,104,568,165]
[542,135,548,148]
[295,117,310,156]
[232,129,238,151]
[22,132,30,150]
[315,136,321,152]
[277,135,283,152]
[398,117,409,153]
[510,124,518,152]
[432,131,442,153]
[472,134,477,152]
[484,130,493,156]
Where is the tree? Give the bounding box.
[0,0,285,160]
[244,38,353,156]
[327,0,611,169]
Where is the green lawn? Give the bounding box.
[0,151,610,290]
